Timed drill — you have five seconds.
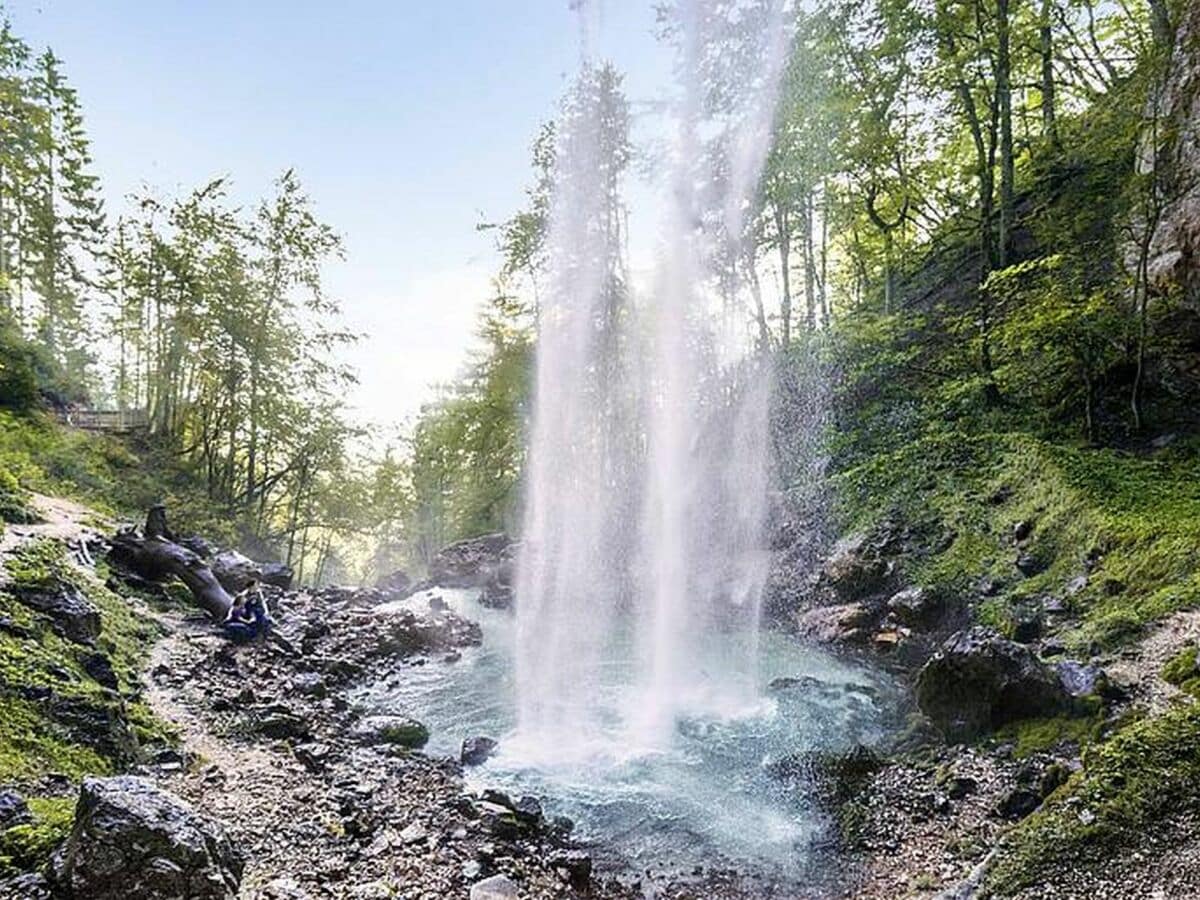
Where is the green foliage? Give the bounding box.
[0,796,74,874]
[406,311,530,565]
[835,431,1200,649]
[1161,645,1200,697]
[995,712,1105,759]
[984,704,1200,895]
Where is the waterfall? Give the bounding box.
[514,0,792,761]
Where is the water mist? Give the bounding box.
[515,0,793,762]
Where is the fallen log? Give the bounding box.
[107,509,233,621]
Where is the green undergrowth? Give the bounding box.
[983,703,1200,895]
[0,538,175,873]
[1162,645,1200,698]
[994,709,1106,759]
[0,409,237,543]
[0,796,74,873]
[835,430,1200,650]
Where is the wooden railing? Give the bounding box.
[61,408,149,433]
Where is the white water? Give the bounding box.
[362,588,896,886]
[515,0,793,760]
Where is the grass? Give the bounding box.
[834,431,1200,650]
[983,703,1200,895]
[0,408,238,544]
[0,796,75,874]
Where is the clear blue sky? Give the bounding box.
[5,1,669,431]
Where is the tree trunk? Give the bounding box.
[775,204,792,346]
[108,509,233,620]
[997,0,1016,268]
[1040,0,1059,147]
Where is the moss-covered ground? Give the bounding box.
[834,425,1200,894]
[0,538,175,874]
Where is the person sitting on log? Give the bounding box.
[222,580,272,644]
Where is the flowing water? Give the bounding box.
[367,1,897,888]
[359,589,898,888]
[516,0,790,760]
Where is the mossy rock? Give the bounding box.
[351,715,430,749]
[984,704,1200,894]
[0,796,74,874]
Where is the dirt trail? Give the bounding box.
[0,492,106,560]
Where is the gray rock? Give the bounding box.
[15,583,100,645]
[916,627,1069,742]
[461,736,498,766]
[397,821,427,844]
[51,776,242,899]
[821,533,889,599]
[469,874,520,899]
[549,849,592,885]
[375,570,412,597]
[210,550,292,592]
[887,586,940,628]
[429,533,514,589]
[81,652,118,689]
[0,789,31,828]
[1056,660,1108,698]
[794,602,876,645]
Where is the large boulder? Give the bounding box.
[14,582,100,645]
[794,602,877,645]
[51,776,243,899]
[916,627,1069,742]
[375,569,412,597]
[428,533,513,589]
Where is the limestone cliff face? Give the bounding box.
[1144,2,1200,304]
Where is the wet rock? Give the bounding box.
[1013,520,1034,543]
[821,533,889,600]
[0,789,31,828]
[887,586,940,629]
[469,874,520,900]
[795,602,876,644]
[1056,660,1109,698]
[461,736,498,766]
[350,715,429,749]
[375,570,412,597]
[549,849,592,886]
[512,795,543,827]
[14,582,100,645]
[51,776,243,899]
[916,627,1069,742]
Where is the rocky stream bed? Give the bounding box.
[2,502,1200,899]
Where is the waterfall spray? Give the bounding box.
[515,0,792,760]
